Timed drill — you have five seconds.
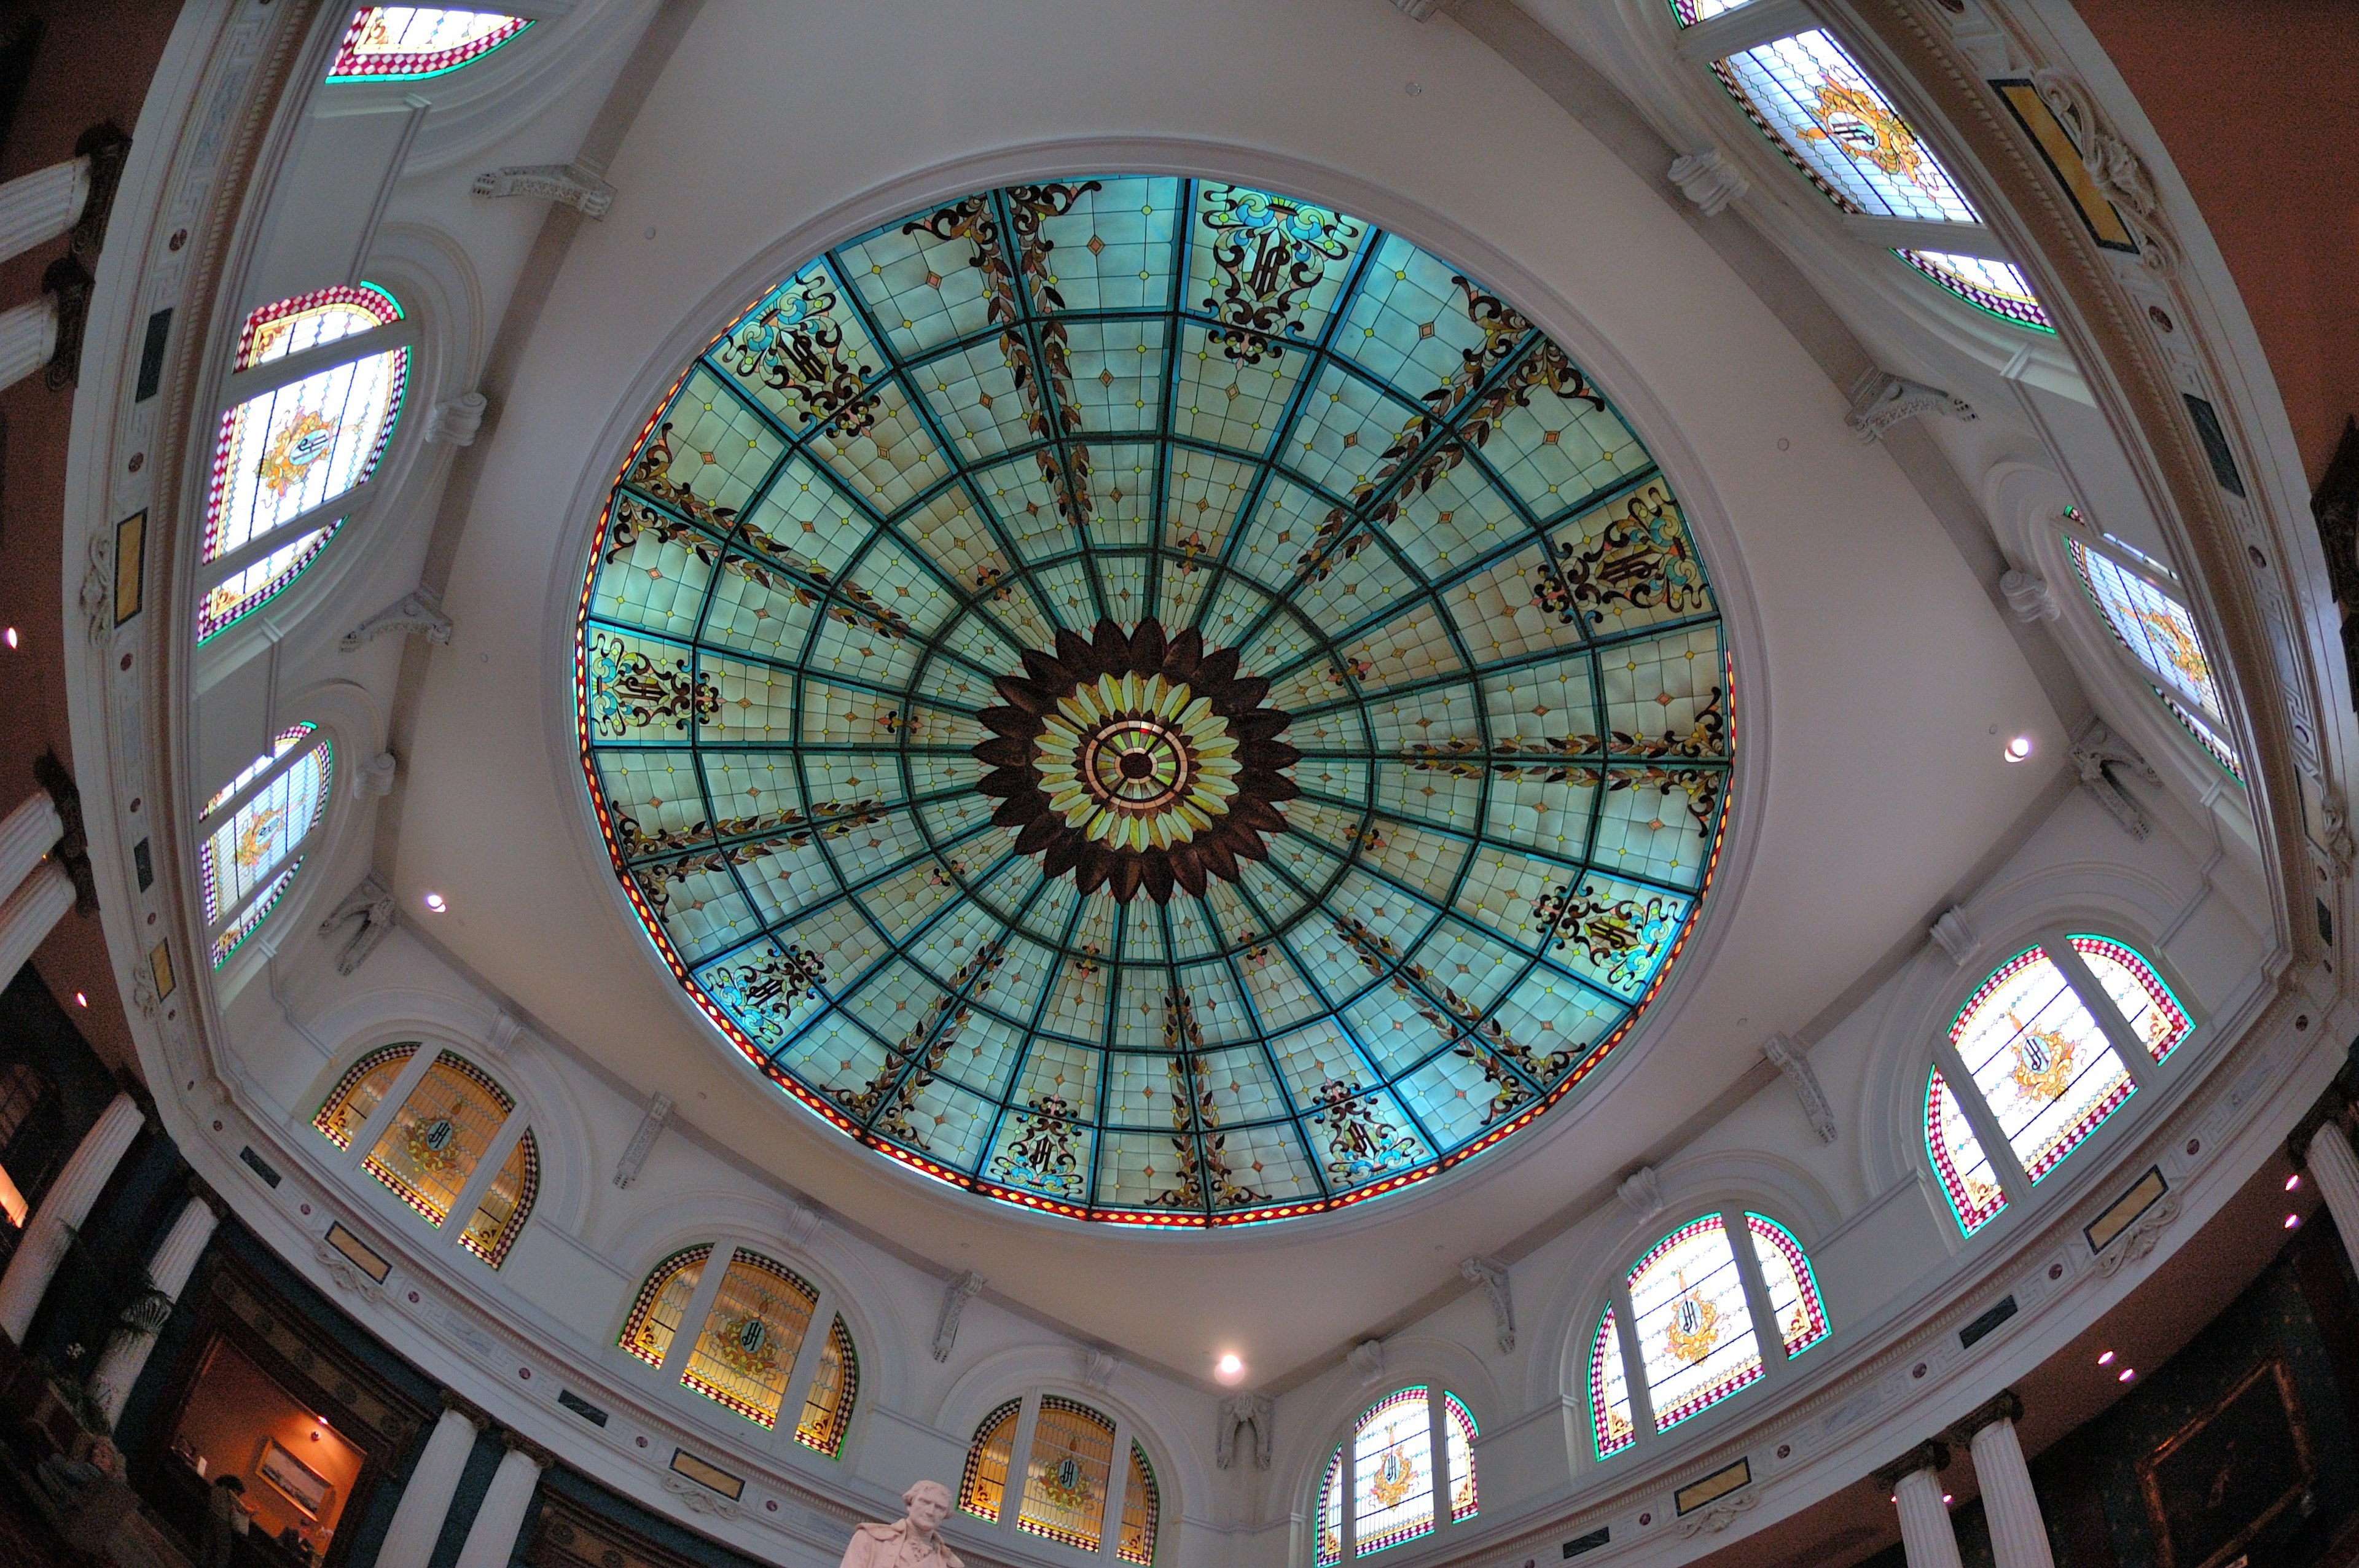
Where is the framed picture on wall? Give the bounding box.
[2136,1355,2315,1568]
[256,1437,336,1521]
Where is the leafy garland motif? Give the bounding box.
[1150,989,1268,1212]
[1332,914,1573,1125]
[620,798,890,915]
[1401,688,1729,833]
[833,941,1009,1147]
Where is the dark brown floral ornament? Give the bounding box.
[974,618,1299,902]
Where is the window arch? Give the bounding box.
[2065,532,2243,779]
[1667,1,2051,330]
[1587,1209,1828,1459]
[198,722,333,967]
[960,1391,1163,1563]
[1314,1386,1479,1560]
[1923,935,2191,1235]
[308,1045,540,1266]
[615,1242,863,1454]
[198,284,409,643]
[327,7,532,81]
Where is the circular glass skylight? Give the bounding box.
[576,177,1736,1224]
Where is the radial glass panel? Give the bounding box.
[1952,947,2133,1183]
[361,1050,514,1227]
[1589,1308,1635,1459]
[1744,1212,1828,1355]
[1926,1066,2006,1235]
[1316,1447,1345,1566]
[211,861,302,969]
[458,1129,536,1267]
[203,723,314,816]
[1627,1215,1761,1430]
[1119,1443,1160,1565]
[961,1400,1022,1523]
[1020,1396,1117,1552]
[1896,251,2052,331]
[1352,1387,1434,1554]
[1442,1393,1477,1522]
[313,1042,418,1149]
[329,7,530,79]
[681,1249,818,1426]
[619,1245,711,1368]
[235,284,399,371]
[574,176,1736,1225]
[794,1315,859,1456]
[2068,537,2242,779]
[2070,934,2191,1064]
[198,739,331,926]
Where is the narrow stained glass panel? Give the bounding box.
[202,524,342,643]
[1745,1212,1829,1356]
[1670,0,1757,21]
[1628,1215,1761,1430]
[1952,947,2133,1183]
[681,1249,818,1427]
[312,1042,417,1150]
[329,7,530,80]
[618,1245,710,1368]
[1020,1396,1116,1553]
[1927,1066,2007,1235]
[202,723,314,816]
[458,1128,536,1268]
[1590,1308,1636,1459]
[1442,1393,1477,1523]
[211,860,301,969]
[235,284,400,370]
[2071,935,2192,1064]
[961,1399,1022,1523]
[1119,1442,1160,1565]
[203,349,405,569]
[1316,1446,1345,1567]
[2068,537,2243,778]
[361,1050,514,1227]
[1352,1387,1434,1554]
[794,1315,858,1456]
[1898,250,2053,332]
[199,740,331,926]
[1715,31,1979,222]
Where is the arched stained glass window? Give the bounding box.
[459,1128,536,1267]
[1316,1386,1477,1559]
[1021,1397,1117,1551]
[1952,946,2133,1183]
[2066,536,2243,779]
[794,1315,859,1456]
[1588,1209,1828,1461]
[1669,4,2050,330]
[1316,1447,1346,1566]
[620,1246,713,1368]
[2071,935,2191,1064]
[1441,1394,1478,1523]
[200,285,407,642]
[961,1399,1022,1523]
[312,1042,417,1149]
[1925,1066,2006,1234]
[1119,1443,1161,1566]
[198,728,332,967]
[963,1393,1160,1561]
[327,7,530,80]
[363,1049,514,1225]
[1589,1308,1636,1459]
[681,1249,819,1427]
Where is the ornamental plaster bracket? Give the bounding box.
[2070,716,2161,841]
[483,1008,525,1058]
[1216,1394,1275,1472]
[423,391,487,446]
[318,874,397,977]
[1667,150,1749,218]
[1459,1255,1515,1354]
[1999,569,2061,623]
[1675,1489,1758,1538]
[660,1470,741,1520]
[931,1270,986,1363]
[1348,1339,1385,1386]
[470,160,616,219]
[1931,907,1978,965]
[1616,1164,1665,1219]
[78,530,112,646]
[612,1091,673,1188]
[1846,370,1976,443]
[1081,1350,1121,1391]
[2024,70,2179,277]
[2094,1193,2180,1276]
[340,583,452,652]
[1762,1034,1839,1145]
[356,751,397,800]
[311,1235,386,1304]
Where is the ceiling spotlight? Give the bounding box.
[2118,1368,2135,1383]
[2004,734,2035,762]
[2097,1350,2114,1366]
[73,992,87,1008]
[2285,1213,2301,1230]
[422,891,448,913]
[2286,1174,2302,1192]
[1942,1494,1954,1505]
[1215,1352,1246,1385]
[2,627,15,649]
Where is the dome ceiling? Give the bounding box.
[575,175,1735,1225]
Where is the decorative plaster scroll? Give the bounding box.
[1930,907,1978,965]
[79,531,112,646]
[612,1091,673,1188]
[1616,1164,1664,1219]
[318,874,396,977]
[1763,1034,1838,1145]
[659,1470,741,1519]
[2071,717,2159,841]
[356,751,397,799]
[485,1009,523,1056]
[931,1270,985,1363]
[781,1201,823,1249]
[1999,569,2060,623]
[1082,1349,1120,1391]
[2093,1193,2178,1276]
[340,583,452,652]
[1217,1394,1274,1471]
[1347,1339,1385,1385]
[424,391,487,446]
[471,162,615,218]
[2323,789,2356,872]
[1460,1255,1515,1354]
[2024,69,2178,278]
[1675,1491,1757,1537]
[1846,369,1975,443]
[1667,149,1748,217]
[311,1236,386,1305]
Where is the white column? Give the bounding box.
[0,157,90,265]
[452,1438,550,1568]
[0,1090,141,1344]
[2306,1120,2359,1283]
[1956,1394,2054,1568]
[0,792,62,897]
[375,1403,487,1568]
[0,862,74,988]
[1876,1443,1961,1568]
[88,1196,219,1425]
[0,296,56,394]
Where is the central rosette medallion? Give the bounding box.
[974,618,1299,902]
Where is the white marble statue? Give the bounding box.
[840,1479,961,1568]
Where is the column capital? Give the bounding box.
[440,1388,492,1429]
[1871,1439,1950,1489]
[1947,1389,2025,1446]
[2288,1091,2353,1169]
[501,1427,556,1470]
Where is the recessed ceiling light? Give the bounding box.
[1942,1494,1954,1505]
[2286,1174,2301,1191]
[2118,1368,2135,1383]
[2097,1350,2114,1366]
[2,628,16,649]
[2284,1213,2301,1230]
[73,992,87,1007]
[423,892,448,912]
[2004,734,2035,762]
[1215,1352,1246,1384]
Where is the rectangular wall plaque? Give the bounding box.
[2086,1166,2169,1255]
[558,1389,608,1427]
[1959,1293,2019,1349]
[323,1222,389,1284]
[1991,80,2139,252]
[669,1448,744,1500]
[147,940,174,1003]
[238,1147,281,1188]
[134,308,171,402]
[1675,1457,1751,1517]
[1563,1526,1611,1558]
[113,510,146,626]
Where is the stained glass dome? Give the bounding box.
[574,177,1736,1224]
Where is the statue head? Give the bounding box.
[904,1479,952,1534]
